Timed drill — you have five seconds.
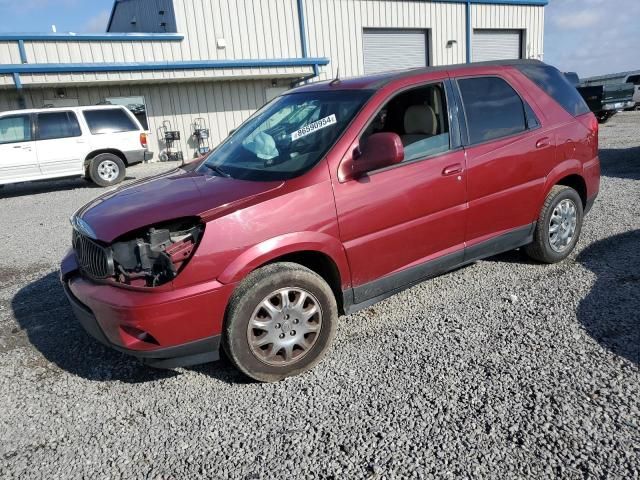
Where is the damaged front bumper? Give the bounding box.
[60,250,234,368]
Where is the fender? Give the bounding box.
[217,231,352,288]
[540,158,583,205]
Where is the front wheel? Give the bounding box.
[88,153,126,187]
[223,262,338,382]
[525,185,584,263]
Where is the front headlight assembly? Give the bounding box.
[110,218,204,287]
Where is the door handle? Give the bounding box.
[442,163,463,176]
[536,137,551,149]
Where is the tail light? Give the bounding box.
[140,132,148,148]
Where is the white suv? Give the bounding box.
[0,105,152,188]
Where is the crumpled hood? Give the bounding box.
[76,168,283,242]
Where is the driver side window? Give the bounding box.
[361,82,451,163]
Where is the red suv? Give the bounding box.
[61,60,600,382]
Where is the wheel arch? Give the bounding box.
[85,149,128,169]
[218,232,351,315]
[542,160,586,209]
[555,173,587,208]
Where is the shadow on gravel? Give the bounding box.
[0,176,137,199]
[12,272,247,384]
[11,272,179,383]
[599,146,640,180]
[576,230,640,366]
[483,248,537,265]
[11,272,251,385]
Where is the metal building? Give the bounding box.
[0,0,547,159]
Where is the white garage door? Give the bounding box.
[363,29,428,75]
[472,30,522,62]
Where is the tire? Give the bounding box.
[88,153,126,187]
[525,185,584,263]
[223,262,338,382]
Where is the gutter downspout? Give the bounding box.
[296,0,319,83]
[12,73,26,109]
[466,0,472,63]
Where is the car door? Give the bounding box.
[0,113,39,184]
[332,80,467,304]
[35,111,86,178]
[455,73,555,256]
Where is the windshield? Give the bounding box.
[197,90,373,181]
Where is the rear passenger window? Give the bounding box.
[37,112,81,140]
[458,76,526,144]
[518,64,590,116]
[83,109,137,135]
[0,115,31,144]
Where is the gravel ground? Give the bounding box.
[1,113,639,479]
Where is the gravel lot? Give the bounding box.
[1,113,639,479]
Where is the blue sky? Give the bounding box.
[0,0,638,78]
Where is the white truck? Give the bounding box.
[624,74,640,109]
[0,105,152,187]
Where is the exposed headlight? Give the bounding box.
[110,218,204,287]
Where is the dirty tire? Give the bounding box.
[525,185,584,264]
[88,153,126,187]
[223,262,338,382]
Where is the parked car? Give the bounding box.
[565,72,635,123]
[0,105,152,188]
[623,73,640,109]
[61,60,600,382]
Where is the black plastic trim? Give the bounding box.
[343,223,535,315]
[123,149,149,165]
[62,280,220,368]
[584,195,596,215]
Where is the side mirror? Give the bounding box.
[350,132,404,179]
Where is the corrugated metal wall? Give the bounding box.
[0,80,272,157]
[303,0,467,80]
[472,3,544,60]
[0,2,545,87]
[172,0,303,61]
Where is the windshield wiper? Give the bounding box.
[202,163,231,178]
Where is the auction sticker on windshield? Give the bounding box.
[291,114,337,141]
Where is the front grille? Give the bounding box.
[72,230,114,279]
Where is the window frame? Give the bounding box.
[82,107,139,135]
[0,113,33,145]
[349,78,461,178]
[453,74,541,148]
[35,111,82,141]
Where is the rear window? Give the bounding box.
[83,108,138,135]
[37,111,81,140]
[627,75,640,85]
[518,64,590,116]
[458,76,527,145]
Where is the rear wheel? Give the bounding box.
[88,153,126,187]
[223,262,337,382]
[525,185,583,263]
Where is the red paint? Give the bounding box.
[63,63,600,355]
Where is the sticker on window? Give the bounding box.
[291,114,337,141]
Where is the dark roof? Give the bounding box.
[289,59,545,93]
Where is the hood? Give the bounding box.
[76,168,283,242]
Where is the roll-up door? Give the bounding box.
[472,30,522,62]
[363,29,428,75]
